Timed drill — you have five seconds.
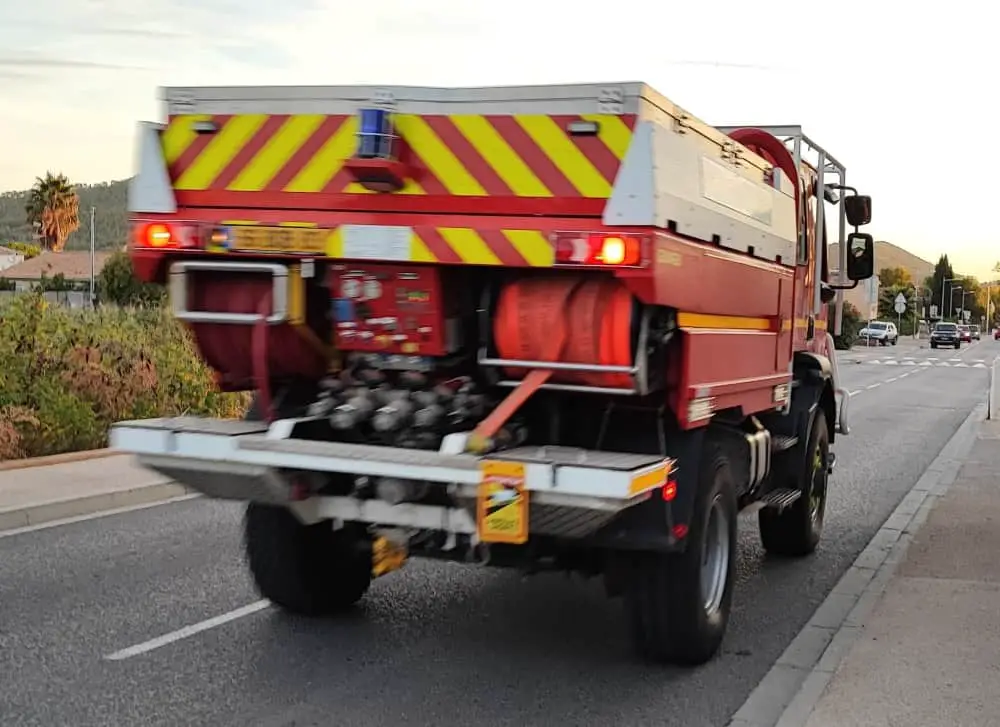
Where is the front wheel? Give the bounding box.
[759,414,830,557]
[625,443,737,666]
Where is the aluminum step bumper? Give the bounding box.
[110,416,675,540]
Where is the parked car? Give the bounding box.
[930,321,961,349]
[970,325,981,340]
[859,320,898,346]
[994,327,1000,340]
[958,324,972,343]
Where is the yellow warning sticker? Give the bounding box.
[477,460,529,544]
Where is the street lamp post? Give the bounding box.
[951,286,963,321]
[89,206,96,308]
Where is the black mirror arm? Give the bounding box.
[828,281,860,291]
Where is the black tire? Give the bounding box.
[759,413,830,557]
[244,503,372,616]
[955,342,961,349]
[625,443,737,666]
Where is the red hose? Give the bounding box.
[492,276,635,390]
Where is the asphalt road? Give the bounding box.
[0,338,994,727]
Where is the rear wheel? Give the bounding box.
[625,442,737,666]
[759,414,829,557]
[244,503,372,616]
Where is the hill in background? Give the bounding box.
[0,179,128,252]
[828,240,936,314]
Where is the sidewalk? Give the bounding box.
[797,417,1000,726]
[0,454,190,532]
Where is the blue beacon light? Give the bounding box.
[358,108,394,159]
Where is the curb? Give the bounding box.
[0,448,120,472]
[0,479,197,534]
[726,399,986,727]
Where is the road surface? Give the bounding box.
[0,338,993,727]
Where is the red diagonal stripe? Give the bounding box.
[487,116,579,197]
[210,115,289,189]
[550,114,621,186]
[478,229,529,266]
[621,114,637,131]
[423,116,511,196]
[266,115,347,192]
[167,115,232,181]
[416,227,463,263]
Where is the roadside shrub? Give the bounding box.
[0,291,251,460]
[829,300,862,350]
[96,250,166,308]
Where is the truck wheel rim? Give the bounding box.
[809,443,827,528]
[701,494,730,615]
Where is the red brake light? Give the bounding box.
[553,232,647,267]
[133,222,200,250]
[146,223,173,247]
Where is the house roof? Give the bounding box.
[0,251,113,281]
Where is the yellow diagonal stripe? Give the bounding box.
[451,115,551,197]
[580,114,633,160]
[161,115,211,166]
[502,230,553,267]
[175,115,268,190]
[410,232,437,262]
[326,228,343,258]
[438,228,500,265]
[286,116,358,192]
[515,115,611,198]
[398,116,484,196]
[229,114,325,191]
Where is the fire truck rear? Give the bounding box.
[111,82,875,666]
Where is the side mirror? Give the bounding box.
[845,232,875,281]
[844,194,872,226]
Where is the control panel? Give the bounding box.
[328,264,453,357]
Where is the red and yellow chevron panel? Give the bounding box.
[214,222,555,267]
[162,113,636,199]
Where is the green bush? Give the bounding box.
[0,292,250,460]
[829,300,862,350]
[97,250,166,308]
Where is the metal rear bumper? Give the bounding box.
[110,416,674,541]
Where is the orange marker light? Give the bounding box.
[146,223,172,247]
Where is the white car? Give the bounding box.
[859,320,898,346]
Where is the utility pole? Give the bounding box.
[89,206,96,307]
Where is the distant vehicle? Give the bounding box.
[859,320,898,346]
[970,325,981,341]
[958,324,972,343]
[930,322,961,349]
[995,327,1000,340]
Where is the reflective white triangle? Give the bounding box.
[954,362,969,368]
[902,361,915,366]
[884,360,899,365]
[919,361,934,366]
[871,360,883,364]
[939,361,951,366]
[975,363,988,368]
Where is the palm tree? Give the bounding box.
[25,172,80,252]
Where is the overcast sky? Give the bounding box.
[0,1,993,278]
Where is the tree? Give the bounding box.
[25,172,80,252]
[96,250,165,307]
[877,266,912,288]
[830,300,862,349]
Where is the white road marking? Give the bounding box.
[866,383,881,389]
[886,376,899,382]
[0,493,201,540]
[104,600,271,661]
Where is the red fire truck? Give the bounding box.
[111,82,875,666]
